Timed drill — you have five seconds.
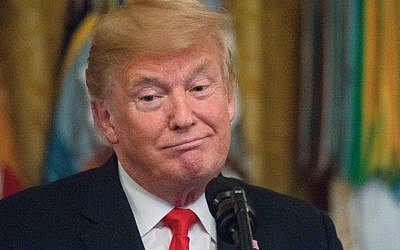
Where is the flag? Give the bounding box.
[348,4,400,247]
[343,0,400,188]
[298,0,346,182]
[300,0,400,189]
[0,68,24,198]
[44,13,112,183]
[341,0,364,186]
[0,1,68,186]
[361,0,400,187]
[301,0,400,248]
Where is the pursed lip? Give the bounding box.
[162,136,208,151]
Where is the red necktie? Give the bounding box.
[163,208,198,250]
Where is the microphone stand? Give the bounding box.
[231,187,254,250]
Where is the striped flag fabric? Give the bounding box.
[343,0,400,188]
[299,0,347,181]
[0,69,24,198]
[300,0,400,191]
[301,0,400,248]
[44,13,112,183]
[360,0,400,188]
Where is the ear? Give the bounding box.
[228,89,236,123]
[91,101,118,144]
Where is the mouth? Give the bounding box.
[162,137,208,151]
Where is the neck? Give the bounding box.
[164,187,203,207]
[142,176,207,207]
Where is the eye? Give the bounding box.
[135,93,165,112]
[139,95,157,102]
[191,85,208,92]
[190,83,212,94]
[188,81,218,100]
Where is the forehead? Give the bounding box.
[119,42,223,84]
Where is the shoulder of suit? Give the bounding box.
[0,164,109,217]
[223,176,324,218]
[0,155,117,209]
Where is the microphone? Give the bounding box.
[205,176,256,249]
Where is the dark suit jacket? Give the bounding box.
[0,155,342,249]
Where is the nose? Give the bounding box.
[168,89,195,130]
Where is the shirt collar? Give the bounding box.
[118,161,217,241]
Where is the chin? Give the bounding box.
[174,152,224,183]
[180,164,206,178]
[181,163,221,185]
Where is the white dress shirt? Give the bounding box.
[118,162,217,250]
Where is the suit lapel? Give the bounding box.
[79,155,145,249]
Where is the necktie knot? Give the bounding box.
[163,208,198,250]
[164,208,198,235]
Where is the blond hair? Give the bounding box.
[86,0,235,101]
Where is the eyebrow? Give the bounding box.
[126,75,164,94]
[131,75,160,85]
[185,58,213,83]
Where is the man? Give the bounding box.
[0,1,342,249]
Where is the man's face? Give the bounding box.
[94,41,234,197]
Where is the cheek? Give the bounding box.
[208,99,233,125]
[123,112,166,140]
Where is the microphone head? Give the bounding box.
[205,175,257,244]
[205,175,243,218]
